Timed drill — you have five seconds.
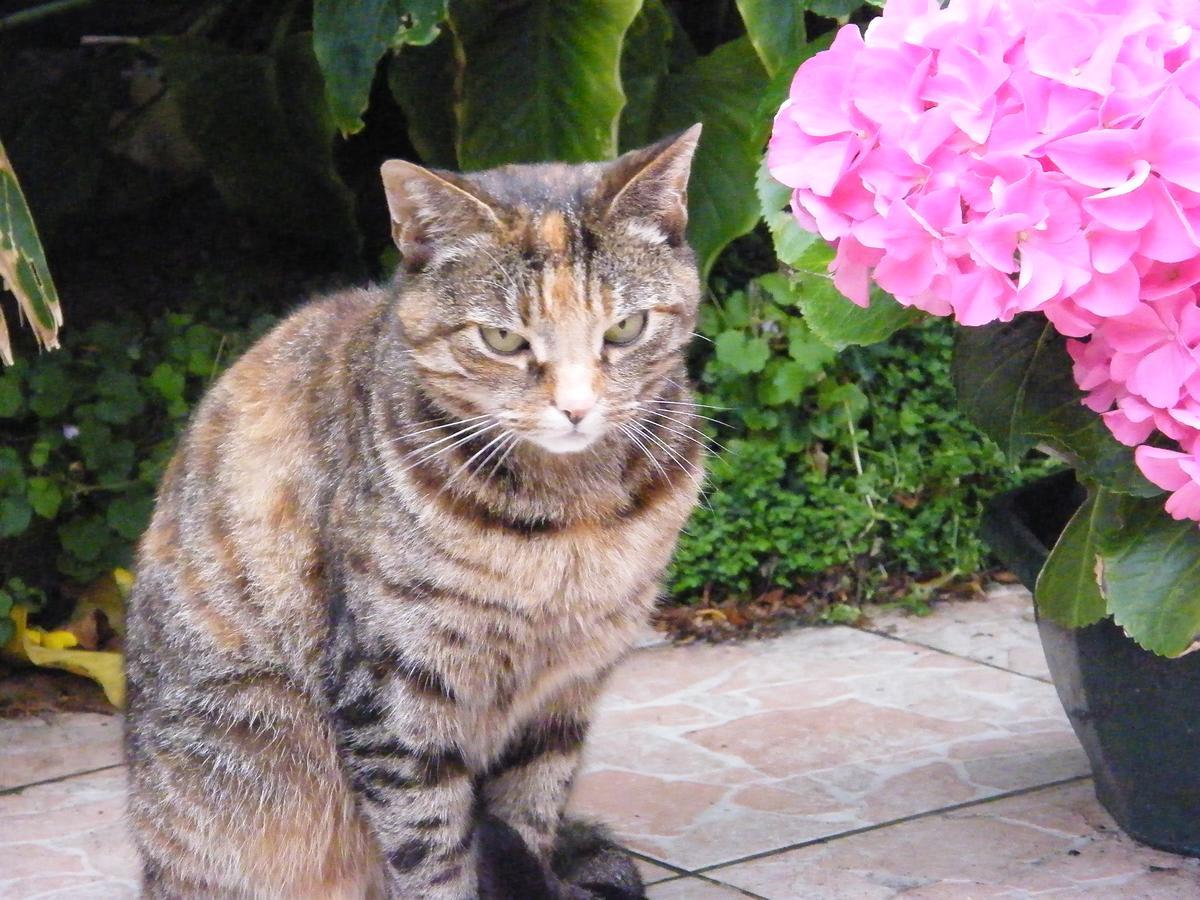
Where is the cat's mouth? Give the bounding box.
[530,428,602,455]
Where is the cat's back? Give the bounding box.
[129,286,386,669]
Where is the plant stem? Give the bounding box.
[0,0,94,32]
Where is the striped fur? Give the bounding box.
[124,129,704,899]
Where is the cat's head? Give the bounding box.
[380,127,702,455]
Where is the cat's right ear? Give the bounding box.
[380,161,502,271]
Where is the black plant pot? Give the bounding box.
[982,470,1200,858]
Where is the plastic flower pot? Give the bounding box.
[982,470,1200,858]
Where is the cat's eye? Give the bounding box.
[604,312,648,346]
[479,325,529,354]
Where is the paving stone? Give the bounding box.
[865,586,1051,681]
[709,780,1200,899]
[0,712,122,791]
[572,625,1086,869]
[0,767,136,899]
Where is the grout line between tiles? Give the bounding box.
[854,624,1055,684]
[0,763,124,798]
[625,847,694,881]
[691,871,771,898]
[691,773,1091,875]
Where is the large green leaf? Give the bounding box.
[0,139,61,365]
[771,240,922,349]
[1100,496,1200,657]
[449,0,643,169]
[313,0,449,135]
[1035,486,1117,629]
[735,0,807,75]
[620,0,674,150]
[387,36,459,168]
[953,317,1157,496]
[621,36,769,276]
[152,35,361,265]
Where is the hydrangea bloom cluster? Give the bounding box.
[768,0,1200,522]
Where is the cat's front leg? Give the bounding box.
[324,598,478,898]
[481,677,604,880]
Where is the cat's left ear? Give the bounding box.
[594,124,702,247]
[380,160,503,271]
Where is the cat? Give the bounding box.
[123,125,705,899]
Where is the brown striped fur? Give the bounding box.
[124,127,705,899]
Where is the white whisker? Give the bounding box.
[436,429,512,501]
[644,414,729,456]
[390,414,493,443]
[617,422,670,484]
[396,421,499,476]
[646,399,732,412]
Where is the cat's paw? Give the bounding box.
[552,818,645,900]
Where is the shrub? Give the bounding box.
[0,303,275,604]
[667,272,1052,603]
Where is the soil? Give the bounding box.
[650,570,1014,644]
[0,663,114,718]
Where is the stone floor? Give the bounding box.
[2,585,1198,898]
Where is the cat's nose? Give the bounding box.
[554,365,597,426]
[557,395,595,426]
[562,406,590,425]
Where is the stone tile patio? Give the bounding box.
[2,586,1198,898]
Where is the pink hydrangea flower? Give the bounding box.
[768,0,1200,524]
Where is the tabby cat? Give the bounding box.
[123,126,705,899]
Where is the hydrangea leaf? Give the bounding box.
[1099,494,1200,657]
[755,158,817,268]
[0,139,62,366]
[768,243,922,349]
[953,316,1158,497]
[1035,485,1116,628]
[451,0,643,168]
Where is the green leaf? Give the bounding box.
[387,37,459,168]
[0,139,62,365]
[58,516,110,563]
[0,369,21,417]
[28,364,71,418]
[735,0,807,75]
[761,358,817,405]
[953,317,1158,496]
[715,330,771,375]
[450,0,643,168]
[152,35,361,264]
[106,492,154,541]
[26,476,62,519]
[807,0,866,16]
[1100,495,1200,657]
[1035,486,1116,629]
[755,157,816,268]
[94,370,145,425]
[0,496,31,537]
[819,381,869,421]
[149,363,185,403]
[786,318,837,369]
[620,0,674,149]
[784,244,923,348]
[314,0,450,135]
[620,33,769,275]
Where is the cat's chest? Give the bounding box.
[430,504,685,610]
